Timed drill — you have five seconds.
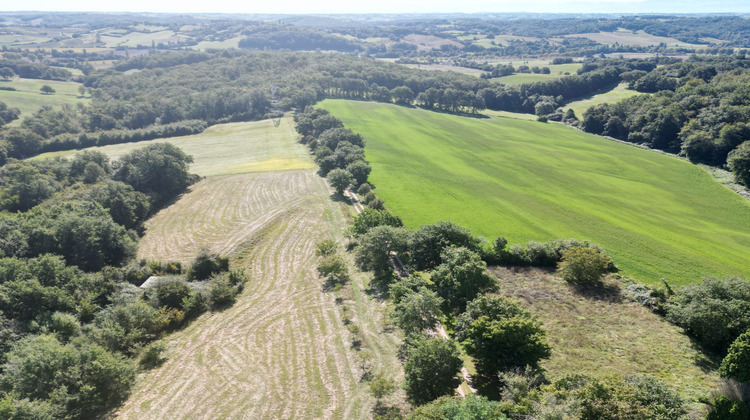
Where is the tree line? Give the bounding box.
[2,51,680,161]
[580,55,750,186]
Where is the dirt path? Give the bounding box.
[118,170,386,419]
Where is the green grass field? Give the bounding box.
[0,78,89,123]
[32,118,315,177]
[493,63,582,85]
[565,83,645,119]
[321,99,750,286]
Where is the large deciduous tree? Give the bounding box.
[456,295,550,378]
[403,335,462,404]
[113,143,195,206]
[430,247,498,313]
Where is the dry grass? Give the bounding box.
[32,118,315,177]
[117,169,406,419]
[114,119,405,418]
[402,34,463,51]
[567,29,706,48]
[491,266,718,413]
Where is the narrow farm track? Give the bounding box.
[118,169,378,419]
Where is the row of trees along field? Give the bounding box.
[579,55,750,186]
[297,109,750,419]
[0,144,247,418]
[298,107,750,418]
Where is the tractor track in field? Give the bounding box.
[118,170,383,419]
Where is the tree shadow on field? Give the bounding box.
[329,192,349,203]
[571,280,623,303]
[418,105,490,120]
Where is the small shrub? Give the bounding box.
[205,273,241,308]
[362,191,376,204]
[369,372,396,399]
[318,254,349,283]
[156,281,192,309]
[315,239,337,257]
[368,197,385,210]
[182,292,207,318]
[721,332,750,383]
[356,183,372,196]
[188,248,229,281]
[707,395,749,420]
[557,246,611,285]
[139,341,167,368]
[49,312,80,341]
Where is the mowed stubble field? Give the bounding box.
[321,99,750,286]
[103,118,404,418]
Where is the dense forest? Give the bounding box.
[581,56,750,172]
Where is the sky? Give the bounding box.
[2,0,749,15]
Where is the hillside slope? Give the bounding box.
[321,99,750,285]
[112,120,404,418]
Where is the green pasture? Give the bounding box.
[565,83,644,119]
[32,117,315,177]
[0,78,88,123]
[493,63,581,85]
[321,99,750,286]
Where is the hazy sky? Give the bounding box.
[3,0,749,14]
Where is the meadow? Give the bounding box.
[32,118,316,177]
[493,267,717,412]
[564,82,645,118]
[566,28,708,48]
[0,78,89,123]
[321,99,750,286]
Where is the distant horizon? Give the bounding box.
[1,1,749,16]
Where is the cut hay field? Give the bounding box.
[567,28,706,48]
[321,99,750,286]
[31,118,316,177]
[115,118,404,418]
[0,78,89,123]
[565,82,645,119]
[119,170,404,419]
[493,267,717,412]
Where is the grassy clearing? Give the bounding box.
[192,36,245,51]
[321,99,750,286]
[493,267,717,413]
[31,118,316,177]
[100,30,187,48]
[492,63,582,85]
[401,63,485,76]
[402,34,463,51]
[565,83,645,119]
[567,28,705,48]
[0,78,88,123]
